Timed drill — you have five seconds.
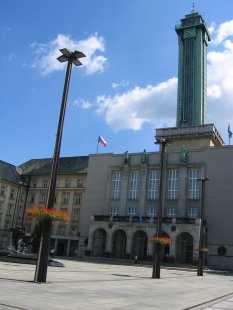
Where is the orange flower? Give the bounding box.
[26,206,70,222]
[150,236,172,244]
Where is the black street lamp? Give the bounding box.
[152,138,169,279]
[197,176,209,276]
[20,180,29,228]
[11,181,24,228]
[34,48,85,283]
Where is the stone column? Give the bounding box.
[105,229,112,253]
[139,167,147,216]
[178,166,187,217]
[126,231,132,257]
[119,168,129,215]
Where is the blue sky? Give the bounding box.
[1,0,233,166]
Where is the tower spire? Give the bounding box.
[192,2,195,13]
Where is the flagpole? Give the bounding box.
[97,140,99,154]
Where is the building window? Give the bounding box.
[188,168,200,199]
[70,227,78,236]
[58,226,65,236]
[7,204,13,216]
[43,179,48,188]
[65,179,71,188]
[110,206,119,216]
[29,193,35,203]
[167,207,177,218]
[77,179,82,188]
[128,171,140,200]
[111,171,121,199]
[71,209,79,221]
[9,189,15,200]
[20,193,24,202]
[147,207,157,217]
[147,170,159,199]
[39,193,47,204]
[32,179,37,188]
[128,207,137,216]
[72,208,80,218]
[0,185,6,197]
[5,221,10,229]
[167,169,179,199]
[188,207,199,218]
[74,194,81,204]
[62,193,70,204]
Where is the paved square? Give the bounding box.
[0,259,232,309]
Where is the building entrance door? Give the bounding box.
[92,228,107,257]
[132,230,147,260]
[112,230,127,258]
[176,232,193,264]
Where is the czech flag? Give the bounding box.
[98,135,107,147]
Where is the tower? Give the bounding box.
[156,9,224,150]
[175,11,210,127]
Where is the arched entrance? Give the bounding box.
[92,228,107,257]
[112,230,127,258]
[132,230,148,260]
[176,232,193,264]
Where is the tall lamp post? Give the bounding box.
[152,138,169,279]
[34,48,85,283]
[197,176,209,276]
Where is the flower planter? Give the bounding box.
[150,237,172,245]
[199,248,208,253]
[26,206,70,222]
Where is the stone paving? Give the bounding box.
[0,259,233,309]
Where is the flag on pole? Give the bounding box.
[98,135,107,147]
[228,124,232,138]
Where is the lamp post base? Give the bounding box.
[34,218,52,283]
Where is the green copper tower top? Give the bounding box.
[175,10,210,127]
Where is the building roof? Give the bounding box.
[20,156,89,176]
[0,160,23,185]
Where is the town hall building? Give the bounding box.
[80,10,233,270]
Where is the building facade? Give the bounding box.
[0,157,88,257]
[0,161,28,249]
[82,144,233,270]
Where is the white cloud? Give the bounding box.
[207,23,233,139]
[211,20,233,45]
[72,99,92,109]
[96,78,177,132]
[207,85,221,98]
[31,34,107,76]
[95,19,233,141]
[112,80,129,89]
